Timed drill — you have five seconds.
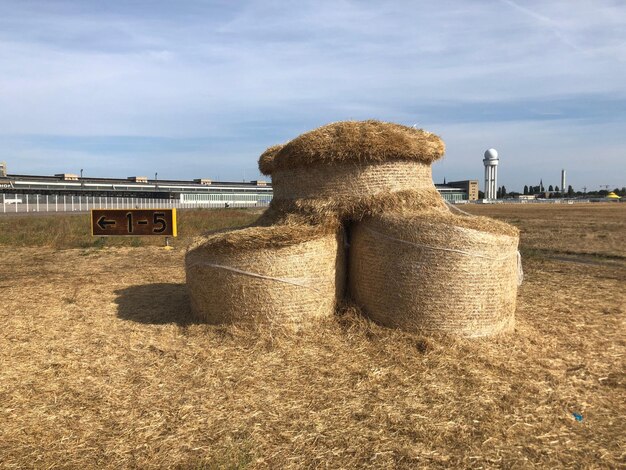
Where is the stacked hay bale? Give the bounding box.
[186,215,345,329]
[186,120,521,336]
[349,212,520,337]
[259,120,448,220]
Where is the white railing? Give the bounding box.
[1,193,271,214]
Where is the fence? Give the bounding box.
[1,193,271,214]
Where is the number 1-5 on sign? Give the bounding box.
[91,209,177,237]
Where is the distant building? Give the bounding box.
[0,172,273,206]
[0,161,6,178]
[447,180,479,201]
[2,168,481,206]
[435,180,479,202]
[435,184,467,202]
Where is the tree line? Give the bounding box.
[477,185,626,199]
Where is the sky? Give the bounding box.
[0,0,625,191]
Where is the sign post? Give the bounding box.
[91,208,177,239]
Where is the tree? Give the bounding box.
[548,185,554,192]
[567,185,574,196]
[555,185,560,192]
[523,185,529,195]
[497,187,502,198]
[501,185,507,197]
[478,190,485,199]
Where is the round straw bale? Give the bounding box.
[185,222,346,329]
[259,120,445,174]
[349,212,520,337]
[259,121,447,219]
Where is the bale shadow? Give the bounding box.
[115,283,198,325]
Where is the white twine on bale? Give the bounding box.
[444,199,475,217]
[187,262,321,292]
[444,200,524,286]
[362,226,516,261]
[362,226,524,286]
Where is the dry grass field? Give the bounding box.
[0,204,624,469]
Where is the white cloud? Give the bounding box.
[0,0,624,188]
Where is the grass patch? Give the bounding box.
[0,203,624,468]
[0,209,262,249]
[520,246,626,261]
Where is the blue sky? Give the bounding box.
[0,0,624,191]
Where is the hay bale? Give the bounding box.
[268,188,448,223]
[185,221,346,328]
[259,120,447,219]
[349,212,521,337]
[259,120,445,173]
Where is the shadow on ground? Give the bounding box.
[115,283,198,325]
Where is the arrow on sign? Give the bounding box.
[97,216,116,230]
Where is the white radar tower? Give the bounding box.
[483,148,499,200]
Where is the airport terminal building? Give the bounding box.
[0,171,273,208]
[0,165,478,211]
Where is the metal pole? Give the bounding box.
[36,194,39,212]
[494,166,498,200]
[46,195,49,212]
[71,195,74,211]
[79,195,81,212]
[55,195,58,212]
[2,193,4,213]
[484,165,488,199]
[63,195,66,212]
[26,194,29,212]
[15,194,18,212]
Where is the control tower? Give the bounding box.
[483,149,499,200]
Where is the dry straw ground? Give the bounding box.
[0,204,624,468]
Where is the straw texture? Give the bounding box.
[349,212,520,337]
[258,120,447,220]
[268,188,448,223]
[258,120,445,175]
[186,223,346,329]
[272,160,434,200]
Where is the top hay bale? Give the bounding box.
[259,120,447,219]
[259,120,445,173]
